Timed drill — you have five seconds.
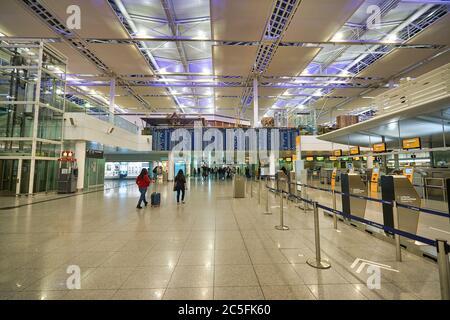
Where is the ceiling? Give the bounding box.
[0,0,449,124]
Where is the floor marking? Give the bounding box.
[429,227,450,235]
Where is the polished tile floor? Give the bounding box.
[0,178,442,300]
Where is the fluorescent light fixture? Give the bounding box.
[0,32,5,37]
[332,31,344,41]
[384,33,398,43]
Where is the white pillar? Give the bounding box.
[16,159,23,195]
[367,155,374,169]
[28,42,44,195]
[253,77,259,128]
[75,141,86,191]
[168,152,175,182]
[109,78,116,123]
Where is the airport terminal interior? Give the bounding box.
[1,0,450,301]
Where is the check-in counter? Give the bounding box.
[341,173,368,219]
[381,175,421,236]
[233,175,246,198]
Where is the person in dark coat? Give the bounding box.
[174,169,187,204]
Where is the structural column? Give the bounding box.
[75,141,86,191]
[253,77,259,128]
[366,155,374,169]
[28,42,44,195]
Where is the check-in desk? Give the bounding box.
[276,171,289,193]
[289,171,297,195]
[381,175,421,237]
[233,175,246,198]
[341,173,368,221]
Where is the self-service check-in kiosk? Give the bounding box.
[277,170,289,193]
[233,175,246,198]
[341,173,368,221]
[289,171,296,195]
[381,175,421,236]
[57,150,78,194]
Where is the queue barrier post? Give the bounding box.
[332,190,338,230]
[264,178,271,215]
[275,190,289,230]
[436,239,450,300]
[258,177,262,205]
[392,200,402,262]
[250,176,253,198]
[306,201,331,269]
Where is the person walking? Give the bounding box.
[136,168,151,209]
[174,169,187,205]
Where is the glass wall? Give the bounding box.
[0,40,66,194]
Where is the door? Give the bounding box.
[0,159,18,195]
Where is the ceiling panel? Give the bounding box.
[115,96,142,109]
[211,0,273,41]
[409,14,450,46]
[265,47,321,76]
[359,48,438,78]
[91,86,129,97]
[49,42,100,74]
[312,97,348,109]
[41,0,129,38]
[215,97,240,108]
[215,87,243,97]
[144,96,177,109]
[259,88,285,97]
[213,45,257,76]
[0,0,55,37]
[132,87,168,96]
[331,88,368,97]
[87,44,153,75]
[399,51,450,79]
[283,0,364,42]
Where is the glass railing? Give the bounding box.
[65,102,140,135]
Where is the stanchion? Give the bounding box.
[264,178,271,215]
[258,177,261,205]
[275,191,289,230]
[299,184,312,212]
[250,177,253,198]
[436,239,450,300]
[392,201,402,262]
[306,201,331,269]
[332,190,338,230]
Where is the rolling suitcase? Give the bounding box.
[151,192,161,207]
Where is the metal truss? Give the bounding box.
[239,0,302,115]
[20,0,154,112]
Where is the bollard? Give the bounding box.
[436,239,450,300]
[392,201,402,262]
[264,178,271,215]
[275,191,289,230]
[258,177,261,205]
[306,201,331,269]
[332,190,338,230]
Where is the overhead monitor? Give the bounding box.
[373,143,386,153]
[350,146,360,155]
[402,137,421,150]
[333,149,342,157]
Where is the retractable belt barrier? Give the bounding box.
[294,182,450,219]
[265,181,450,300]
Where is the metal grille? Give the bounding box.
[240,0,300,114]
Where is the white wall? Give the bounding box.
[300,135,368,152]
[64,113,152,152]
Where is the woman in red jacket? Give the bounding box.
[136,168,151,209]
